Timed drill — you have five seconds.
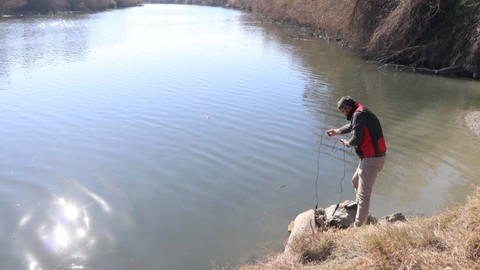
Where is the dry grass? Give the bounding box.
[365,0,480,73]
[366,0,441,59]
[239,188,480,270]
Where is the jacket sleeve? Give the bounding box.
[338,123,352,134]
[347,112,366,146]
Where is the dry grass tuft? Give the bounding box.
[361,220,449,269]
[294,236,334,264]
[239,188,480,270]
[366,0,441,58]
[465,235,480,261]
[239,254,303,270]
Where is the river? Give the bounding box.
[1,4,479,270]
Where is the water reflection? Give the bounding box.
[38,198,89,253]
[0,14,90,83]
[12,185,111,270]
[27,254,39,270]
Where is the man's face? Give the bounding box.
[340,106,351,118]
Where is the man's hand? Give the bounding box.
[326,129,339,137]
[340,139,351,147]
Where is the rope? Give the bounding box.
[314,132,347,217]
[331,142,346,217]
[314,131,325,210]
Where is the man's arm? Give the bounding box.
[338,123,352,135]
[327,123,352,137]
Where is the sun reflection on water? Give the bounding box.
[20,191,109,270]
[26,253,43,270]
[39,197,91,253]
[59,198,80,221]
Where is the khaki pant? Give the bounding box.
[352,156,386,227]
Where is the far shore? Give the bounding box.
[0,0,142,16]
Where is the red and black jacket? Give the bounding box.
[339,102,387,159]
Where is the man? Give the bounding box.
[326,96,387,227]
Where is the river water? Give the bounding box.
[1,4,479,270]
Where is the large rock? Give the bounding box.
[315,200,377,228]
[285,202,409,256]
[285,201,377,255]
[378,212,407,225]
[285,209,315,255]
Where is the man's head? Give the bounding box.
[337,96,356,120]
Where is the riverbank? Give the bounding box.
[239,189,480,270]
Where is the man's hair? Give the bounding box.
[337,96,356,110]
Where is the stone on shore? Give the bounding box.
[378,212,407,225]
[285,201,409,255]
[465,111,480,138]
[285,209,315,255]
[315,200,377,229]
